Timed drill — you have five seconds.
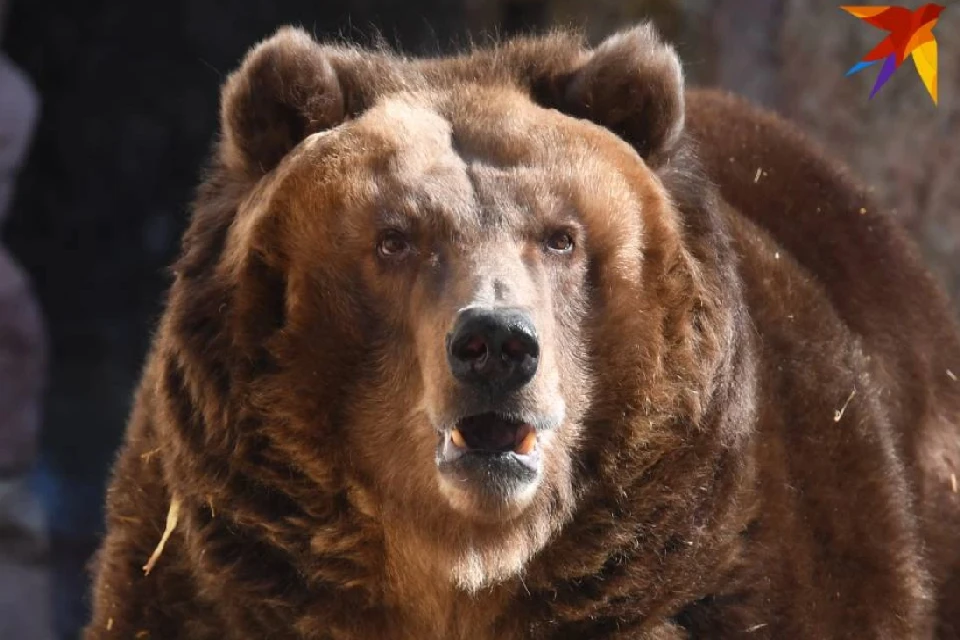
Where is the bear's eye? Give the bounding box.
[376,231,412,260]
[545,230,575,254]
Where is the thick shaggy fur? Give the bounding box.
[85,25,960,639]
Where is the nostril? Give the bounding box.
[502,335,538,362]
[502,338,523,361]
[457,335,488,363]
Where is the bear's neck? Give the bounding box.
[376,507,523,639]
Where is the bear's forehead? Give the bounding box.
[283,89,645,230]
[353,93,559,173]
[299,88,627,172]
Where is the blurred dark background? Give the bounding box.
[0,0,956,638]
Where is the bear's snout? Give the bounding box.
[446,307,540,395]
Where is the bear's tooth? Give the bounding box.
[450,428,467,449]
[515,430,537,455]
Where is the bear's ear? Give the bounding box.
[537,25,685,166]
[219,27,347,176]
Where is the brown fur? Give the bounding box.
[84,25,960,639]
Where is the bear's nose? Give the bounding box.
[446,308,540,392]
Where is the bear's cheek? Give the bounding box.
[544,268,592,414]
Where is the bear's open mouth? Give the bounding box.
[436,413,543,489]
[450,413,537,456]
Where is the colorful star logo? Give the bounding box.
[842,4,944,105]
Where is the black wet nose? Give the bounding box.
[447,308,540,391]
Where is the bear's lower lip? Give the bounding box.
[437,446,540,488]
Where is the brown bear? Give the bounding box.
[84,24,960,639]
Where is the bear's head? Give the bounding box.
[160,25,742,593]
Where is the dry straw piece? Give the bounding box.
[833,389,856,423]
[143,495,182,576]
